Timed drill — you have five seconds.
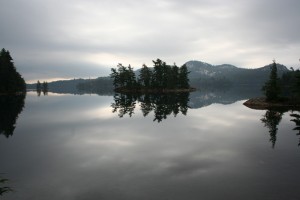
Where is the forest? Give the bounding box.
[0,48,26,93]
[262,61,300,102]
[110,59,193,93]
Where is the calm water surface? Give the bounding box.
[0,92,300,200]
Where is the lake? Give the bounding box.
[1,91,300,200]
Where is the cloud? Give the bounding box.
[1,0,300,82]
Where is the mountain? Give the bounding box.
[27,60,290,94]
[185,61,289,89]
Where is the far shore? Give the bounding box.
[0,92,26,96]
[114,87,197,94]
[244,97,300,110]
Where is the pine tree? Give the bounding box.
[262,61,281,101]
[292,70,300,100]
[0,48,26,93]
[110,68,120,88]
[152,59,164,88]
[139,64,152,88]
[126,65,136,89]
[178,64,190,89]
[42,81,48,95]
[36,80,41,91]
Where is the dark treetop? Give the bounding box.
[0,48,26,94]
[110,59,193,93]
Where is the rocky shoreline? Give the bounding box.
[243,97,300,110]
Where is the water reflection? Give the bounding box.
[0,94,25,138]
[290,112,300,146]
[246,105,300,148]
[37,89,48,96]
[111,93,190,122]
[0,176,12,196]
[261,110,284,148]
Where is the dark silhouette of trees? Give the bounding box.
[110,64,137,90]
[290,112,300,146]
[111,93,137,118]
[36,80,48,96]
[178,64,190,89]
[36,80,42,96]
[277,64,300,102]
[110,59,192,92]
[138,64,152,88]
[152,59,164,89]
[42,81,48,95]
[111,93,190,122]
[261,109,283,148]
[0,94,25,138]
[0,177,12,196]
[292,70,300,100]
[262,61,281,101]
[0,48,26,93]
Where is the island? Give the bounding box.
[110,59,196,93]
[244,61,300,110]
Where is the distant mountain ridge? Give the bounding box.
[27,60,290,93]
[185,60,289,88]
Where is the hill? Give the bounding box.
[27,77,114,95]
[186,61,289,89]
[26,61,290,94]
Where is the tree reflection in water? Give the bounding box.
[261,109,283,148]
[290,112,300,146]
[111,93,190,122]
[0,176,12,196]
[0,94,25,138]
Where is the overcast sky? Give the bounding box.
[1,0,300,82]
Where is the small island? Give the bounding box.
[244,61,300,110]
[110,59,196,93]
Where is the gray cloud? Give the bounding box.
[1,0,300,82]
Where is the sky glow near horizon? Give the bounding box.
[1,0,300,82]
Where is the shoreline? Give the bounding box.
[114,87,197,94]
[243,97,300,110]
[0,92,26,96]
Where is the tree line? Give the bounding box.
[262,60,300,102]
[110,59,190,92]
[0,48,26,93]
[36,80,49,96]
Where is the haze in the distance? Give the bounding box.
[1,0,299,82]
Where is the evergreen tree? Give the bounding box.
[178,64,190,89]
[110,59,192,92]
[152,59,164,88]
[0,48,26,93]
[42,81,48,95]
[293,70,300,100]
[262,61,281,101]
[110,68,120,88]
[117,63,127,87]
[168,63,179,89]
[126,65,136,89]
[139,64,152,88]
[36,80,42,96]
[36,80,41,91]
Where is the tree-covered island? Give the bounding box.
[244,60,300,109]
[110,59,196,93]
